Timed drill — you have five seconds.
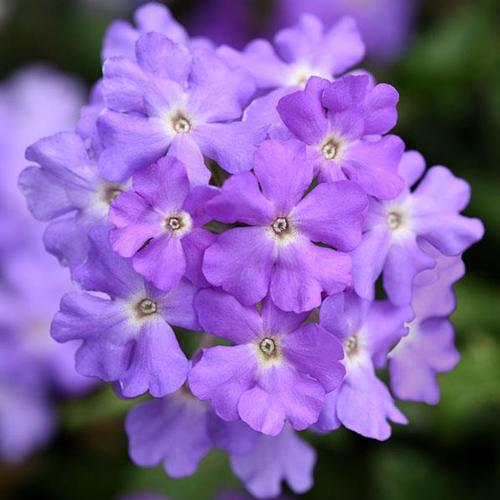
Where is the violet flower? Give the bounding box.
[316,292,410,440]
[189,288,345,435]
[351,151,484,305]
[277,74,404,199]
[51,225,199,398]
[98,32,260,184]
[203,139,368,312]
[109,157,216,291]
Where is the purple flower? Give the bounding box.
[19,131,127,271]
[351,151,484,305]
[126,390,213,477]
[219,14,364,90]
[316,292,410,440]
[98,32,259,184]
[109,157,216,291]
[126,386,257,477]
[229,425,316,498]
[389,245,463,404]
[102,2,190,61]
[277,74,405,199]
[203,139,368,312]
[275,0,419,62]
[51,225,198,398]
[189,289,345,435]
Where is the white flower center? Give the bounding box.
[387,211,403,230]
[172,115,191,134]
[321,140,338,160]
[272,217,289,235]
[137,298,157,317]
[259,337,277,357]
[344,335,358,357]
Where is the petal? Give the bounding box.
[398,150,426,187]
[134,2,188,44]
[133,234,186,292]
[282,324,345,392]
[230,426,315,498]
[120,319,188,397]
[206,172,274,225]
[126,395,211,478]
[181,229,216,288]
[341,136,405,200]
[43,216,91,271]
[389,318,460,404]
[195,288,262,344]
[218,39,291,89]
[109,192,164,258]
[313,16,365,75]
[292,180,368,251]
[315,390,341,432]
[102,56,147,113]
[253,139,313,214]
[132,157,190,212]
[73,224,142,298]
[193,121,262,174]
[261,297,309,336]
[135,32,192,83]
[97,111,170,182]
[154,278,200,331]
[203,227,275,306]
[337,362,407,441]
[166,134,211,187]
[270,238,351,313]
[383,237,436,305]
[351,223,392,301]
[276,76,329,145]
[188,345,258,421]
[187,48,255,122]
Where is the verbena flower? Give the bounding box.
[277,74,404,198]
[109,157,216,291]
[316,292,410,440]
[219,14,364,90]
[351,151,484,305]
[51,225,198,398]
[98,32,260,184]
[389,245,463,404]
[189,289,345,435]
[203,139,368,312]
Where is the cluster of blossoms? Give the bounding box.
[20,3,483,498]
[0,66,95,463]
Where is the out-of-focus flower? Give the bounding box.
[0,65,94,464]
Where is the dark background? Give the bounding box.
[0,0,499,498]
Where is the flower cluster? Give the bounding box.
[21,3,483,497]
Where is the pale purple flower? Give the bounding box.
[316,292,410,440]
[51,225,199,398]
[203,139,368,312]
[126,387,257,477]
[19,131,127,271]
[389,245,463,404]
[126,390,213,478]
[277,74,405,199]
[275,0,419,62]
[109,157,216,291]
[102,2,191,61]
[219,13,364,91]
[98,32,259,184]
[229,425,316,499]
[351,151,484,305]
[189,289,345,435]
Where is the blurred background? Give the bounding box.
[0,0,499,499]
